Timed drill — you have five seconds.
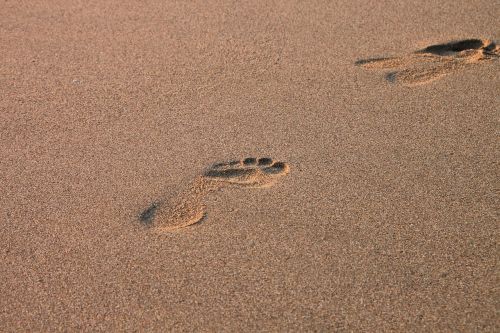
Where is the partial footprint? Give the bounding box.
[139,157,290,233]
[416,39,499,58]
[355,54,442,70]
[204,157,290,187]
[386,61,462,86]
[356,38,499,85]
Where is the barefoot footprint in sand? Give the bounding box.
[139,157,290,232]
[356,38,499,85]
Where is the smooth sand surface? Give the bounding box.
[1,0,498,331]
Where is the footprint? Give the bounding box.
[356,38,499,85]
[139,157,290,233]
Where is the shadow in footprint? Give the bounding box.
[139,202,159,225]
[354,56,414,70]
[417,39,487,56]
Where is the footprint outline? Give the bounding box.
[356,38,499,85]
[139,157,290,233]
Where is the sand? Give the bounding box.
[1,0,498,331]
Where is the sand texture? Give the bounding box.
[1,0,499,331]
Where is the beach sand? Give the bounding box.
[1,0,498,331]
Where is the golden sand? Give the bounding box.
[1,0,498,331]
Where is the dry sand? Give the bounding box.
[1,0,499,331]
